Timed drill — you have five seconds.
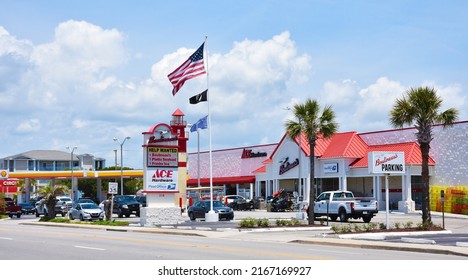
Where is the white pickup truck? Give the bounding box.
[313,191,378,223]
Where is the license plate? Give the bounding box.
[363,211,368,214]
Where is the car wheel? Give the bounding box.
[79,214,84,221]
[17,214,21,218]
[125,213,130,218]
[362,216,372,223]
[339,209,348,222]
[189,212,195,221]
[136,211,140,217]
[118,209,123,218]
[61,212,65,217]
[35,211,39,217]
[69,213,74,220]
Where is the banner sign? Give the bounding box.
[147,147,178,167]
[368,151,405,174]
[145,168,178,192]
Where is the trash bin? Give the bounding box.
[266,203,271,212]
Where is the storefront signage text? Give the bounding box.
[147,147,178,167]
[279,157,299,175]
[241,149,268,159]
[368,151,405,174]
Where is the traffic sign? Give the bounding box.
[108,182,118,194]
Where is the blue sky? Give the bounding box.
[1,0,467,169]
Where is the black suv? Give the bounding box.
[113,195,140,218]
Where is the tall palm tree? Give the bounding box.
[390,86,459,224]
[285,98,338,224]
[34,184,69,219]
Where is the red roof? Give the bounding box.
[252,165,266,173]
[275,131,367,159]
[172,108,184,116]
[350,142,435,168]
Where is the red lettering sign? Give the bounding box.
[153,169,173,178]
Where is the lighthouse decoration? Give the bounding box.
[140,109,188,226]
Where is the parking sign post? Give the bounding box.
[108,182,118,220]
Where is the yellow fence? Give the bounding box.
[430,186,468,215]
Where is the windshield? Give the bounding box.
[59,198,72,202]
[81,204,99,209]
[116,196,137,203]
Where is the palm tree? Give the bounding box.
[285,98,338,224]
[390,86,459,224]
[34,184,69,219]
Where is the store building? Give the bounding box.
[187,144,277,199]
[188,121,468,214]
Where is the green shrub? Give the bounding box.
[393,222,401,229]
[91,220,129,226]
[330,225,340,233]
[379,223,386,230]
[368,223,378,231]
[276,219,290,226]
[256,218,270,227]
[404,221,414,229]
[239,217,257,228]
[290,218,301,225]
[353,223,361,232]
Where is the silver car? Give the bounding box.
[69,203,104,221]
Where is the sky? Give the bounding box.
[1,0,467,169]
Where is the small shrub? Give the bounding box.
[290,218,301,226]
[393,222,401,229]
[368,223,378,231]
[331,225,340,233]
[353,223,361,232]
[239,218,257,228]
[318,218,326,225]
[379,223,386,230]
[404,221,413,229]
[256,218,270,227]
[340,224,352,233]
[276,219,291,226]
[91,220,129,226]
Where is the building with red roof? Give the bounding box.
[188,121,468,213]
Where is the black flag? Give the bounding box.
[189,89,208,104]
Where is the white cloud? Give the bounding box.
[16,118,41,133]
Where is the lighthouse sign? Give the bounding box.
[368,151,405,174]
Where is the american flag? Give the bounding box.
[167,42,206,96]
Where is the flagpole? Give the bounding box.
[197,129,200,188]
[204,36,217,222]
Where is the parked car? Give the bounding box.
[73,198,98,207]
[69,203,104,221]
[223,195,254,211]
[112,195,140,218]
[18,202,36,215]
[35,199,68,217]
[1,199,22,218]
[135,195,147,207]
[188,200,234,221]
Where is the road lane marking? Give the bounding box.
[1,227,331,259]
[74,245,106,251]
[0,237,13,240]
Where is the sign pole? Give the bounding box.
[385,173,390,229]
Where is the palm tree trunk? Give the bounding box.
[420,142,431,223]
[308,141,316,225]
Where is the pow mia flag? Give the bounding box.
[189,89,208,104]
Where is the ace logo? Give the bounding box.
[152,169,173,178]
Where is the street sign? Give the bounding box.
[108,182,118,195]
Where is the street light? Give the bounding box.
[66,146,78,201]
[114,136,131,195]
